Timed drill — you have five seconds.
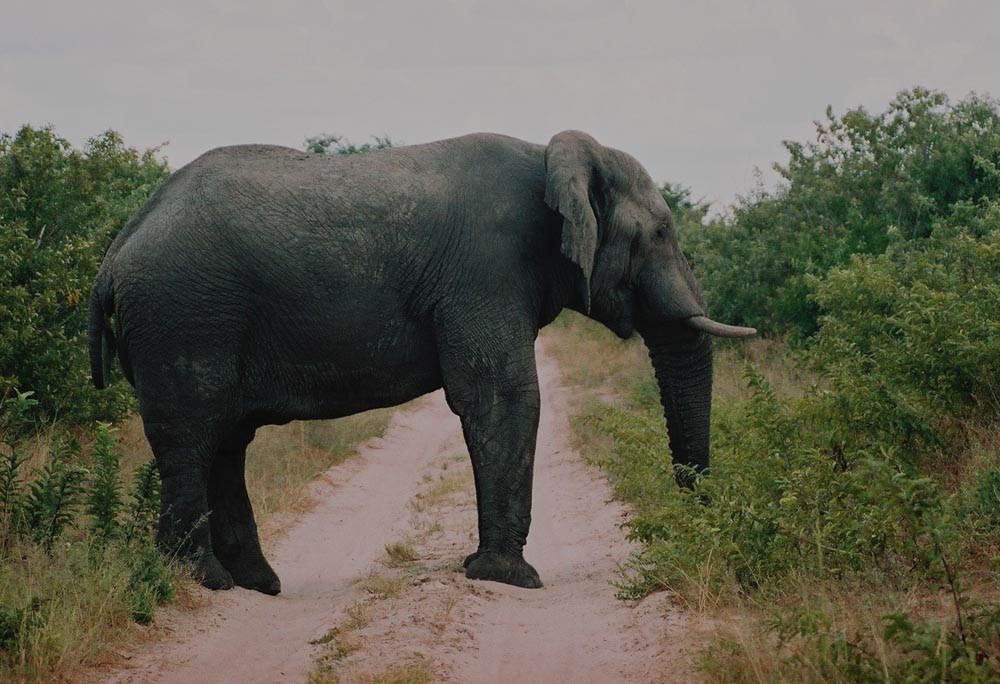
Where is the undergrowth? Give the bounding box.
[0,391,176,681]
[545,284,1000,682]
[0,389,394,682]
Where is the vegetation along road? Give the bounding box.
[4,87,1000,683]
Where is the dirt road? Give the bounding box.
[102,341,694,684]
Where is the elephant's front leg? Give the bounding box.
[441,339,543,589]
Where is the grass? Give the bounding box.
[353,660,436,684]
[0,406,396,683]
[357,572,405,600]
[0,539,181,680]
[308,600,370,674]
[311,564,438,684]
[411,469,470,511]
[311,659,435,684]
[383,541,420,567]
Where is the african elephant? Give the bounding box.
[88,130,754,594]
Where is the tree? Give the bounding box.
[303,134,394,156]
[681,88,1000,338]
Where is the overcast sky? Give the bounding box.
[2,0,998,211]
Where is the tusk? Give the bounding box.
[686,315,757,338]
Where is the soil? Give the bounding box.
[98,340,700,684]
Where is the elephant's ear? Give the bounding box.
[544,130,601,313]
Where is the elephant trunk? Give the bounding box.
[642,324,714,489]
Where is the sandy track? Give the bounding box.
[102,341,693,684]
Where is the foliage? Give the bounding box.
[303,134,394,156]
[810,224,1000,453]
[85,422,124,544]
[680,88,1000,338]
[21,437,87,552]
[127,542,175,624]
[585,369,958,601]
[552,196,1000,679]
[734,600,1000,683]
[0,125,169,423]
[0,392,36,548]
[661,181,711,227]
[124,456,160,542]
[0,397,175,675]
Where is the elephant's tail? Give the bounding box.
[88,269,116,389]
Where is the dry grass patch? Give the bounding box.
[357,572,405,600]
[430,596,459,638]
[543,311,648,401]
[383,541,420,567]
[353,659,436,684]
[311,658,435,684]
[410,464,471,514]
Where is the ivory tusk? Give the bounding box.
[686,315,757,338]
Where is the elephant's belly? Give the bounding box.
[298,361,443,419]
[242,310,444,423]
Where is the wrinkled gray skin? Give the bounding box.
[89,131,754,594]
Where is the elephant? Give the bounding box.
[88,130,754,594]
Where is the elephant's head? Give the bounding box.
[544,130,755,487]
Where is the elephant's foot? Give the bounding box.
[462,549,481,569]
[224,555,282,595]
[194,552,235,591]
[465,550,543,589]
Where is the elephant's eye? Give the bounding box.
[654,227,667,241]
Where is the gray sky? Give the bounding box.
[2,0,998,211]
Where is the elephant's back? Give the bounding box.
[102,133,550,311]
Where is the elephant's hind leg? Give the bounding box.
[144,420,234,591]
[208,427,281,595]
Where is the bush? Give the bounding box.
[680,88,1000,339]
[0,125,169,424]
[810,223,1000,453]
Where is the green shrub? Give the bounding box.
[593,367,957,601]
[127,541,176,624]
[0,392,36,549]
[810,223,1000,453]
[0,598,43,658]
[123,457,160,542]
[21,437,87,552]
[85,422,124,544]
[0,125,169,424]
[680,88,1000,338]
